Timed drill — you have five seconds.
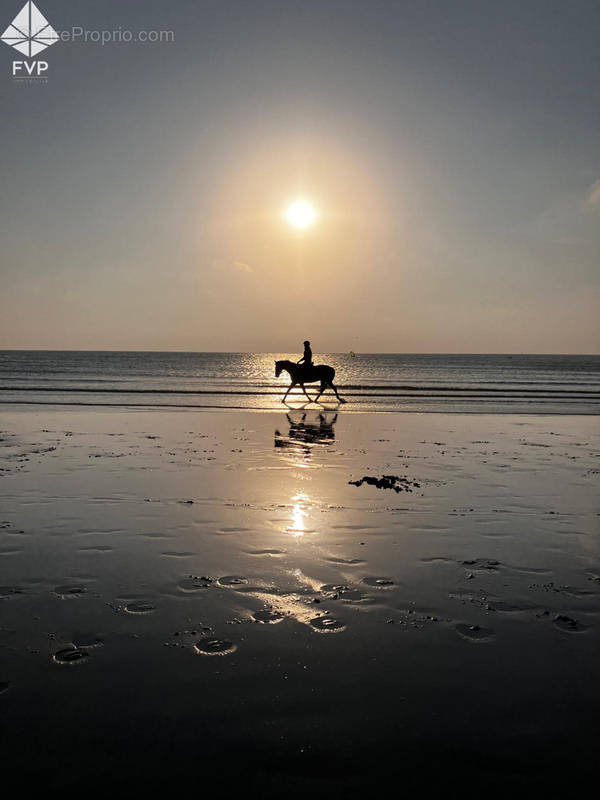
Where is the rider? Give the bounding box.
[297,340,313,372]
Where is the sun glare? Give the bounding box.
[286,200,316,229]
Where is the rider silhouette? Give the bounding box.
[297,340,313,371]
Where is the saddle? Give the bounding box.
[298,364,316,382]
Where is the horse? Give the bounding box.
[274,360,346,404]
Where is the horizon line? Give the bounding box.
[0,349,598,357]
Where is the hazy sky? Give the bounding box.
[1,0,598,352]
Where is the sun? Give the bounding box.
[285,200,317,229]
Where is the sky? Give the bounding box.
[0,0,598,353]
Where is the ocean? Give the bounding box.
[0,351,598,413]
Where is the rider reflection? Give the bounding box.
[274,411,338,458]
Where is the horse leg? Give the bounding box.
[282,382,296,403]
[300,383,313,402]
[314,380,326,403]
[329,381,346,403]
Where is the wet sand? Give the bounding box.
[1,407,599,794]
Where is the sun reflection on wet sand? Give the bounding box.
[248,568,344,632]
[273,412,340,537]
[287,493,311,537]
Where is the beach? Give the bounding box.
[3,0,599,792]
[1,405,598,793]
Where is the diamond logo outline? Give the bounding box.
[1,1,58,58]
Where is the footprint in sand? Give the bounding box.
[124,601,156,614]
[178,576,213,592]
[53,648,90,664]
[53,585,86,598]
[454,623,495,642]
[310,616,346,633]
[553,615,588,633]
[194,637,237,656]
[320,584,365,601]
[218,576,249,587]
[252,609,286,624]
[362,577,395,588]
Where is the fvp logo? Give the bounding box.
[1,1,58,78]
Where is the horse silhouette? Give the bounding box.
[274,360,346,404]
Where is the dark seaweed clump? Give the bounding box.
[348,475,420,493]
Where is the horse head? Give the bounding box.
[274,360,283,377]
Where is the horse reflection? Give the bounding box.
[274,411,338,458]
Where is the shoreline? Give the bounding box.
[2,401,599,415]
